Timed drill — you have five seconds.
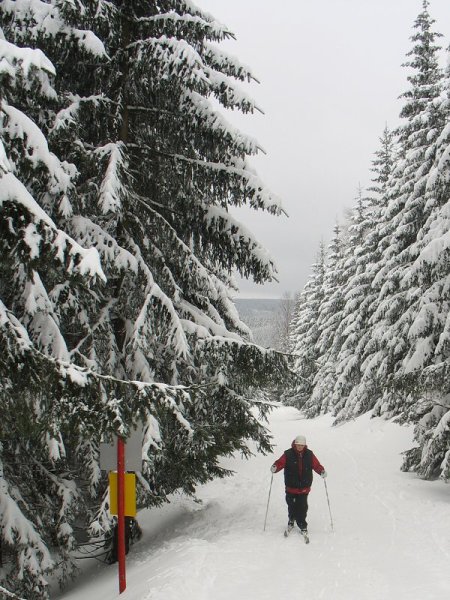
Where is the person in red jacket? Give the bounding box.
[271,434,326,534]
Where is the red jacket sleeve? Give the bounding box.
[312,453,324,474]
[272,453,286,472]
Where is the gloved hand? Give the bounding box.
[270,465,277,473]
[320,470,327,479]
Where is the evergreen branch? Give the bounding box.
[127,103,265,148]
[126,198,221,295]
[0,586,28,600]
[126,143,284,214]
[129,12,235,41]
[203,42,258,83]
[127,104,178,116]
[32,344,215,393]
[133,193,186,218]
[68,299,117,361]
[414,398,450,411]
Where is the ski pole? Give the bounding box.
[263,473,274,532]
[323,478,334,532]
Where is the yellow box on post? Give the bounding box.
[109,472,137,517]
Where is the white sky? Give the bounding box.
[201,0,450,299]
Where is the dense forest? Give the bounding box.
[288,0,450,484]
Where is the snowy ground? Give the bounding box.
[55,406,450,600]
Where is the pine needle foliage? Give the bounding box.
[1,2,288,596]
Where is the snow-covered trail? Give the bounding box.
[57,406,450,600]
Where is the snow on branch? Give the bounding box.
[0,310,199,440]
[411,403,450,480]
[0,169,105,281]
[128,35,209,89]
[203,204,277,281]
[413,227,450,269]
[0,299,32,355]
[94,142,128,214]
[133,11,233,43]
[179,299,242,341]
[181,90,262,155]
[1,0,106,57]
[209,273,252,338]
[69,215,138,273]
[206,67,261,113]
[0,36,56,97]
[134,145,283,214]
[203,42,255,82]
[51,93,113,133]
[0,468,53,580]
[21,269,70,360]
[127,199,219,298]
[2,103,76,198]
[127,281,190,382]
[0,585,29,600]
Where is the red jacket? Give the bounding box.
[272,443,324,495]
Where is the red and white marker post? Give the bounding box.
[117,436,126,593]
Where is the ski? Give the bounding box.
[284,524,309,543]
[300,530,310,544]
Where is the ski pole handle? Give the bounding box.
[263,473,274,532]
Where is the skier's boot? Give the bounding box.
[300,528,310,544]
[284,520,295,537]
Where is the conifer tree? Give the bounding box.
[304,223,345,416]
[288,244,326,408]
[399,42,450,481]
[0,23,106,597]
[368,125,396,198]
[0,17,211,596]
[331,131,396,420]
[1,2,287,595]
[322,187,372,415]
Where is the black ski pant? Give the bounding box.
[286,493,308,530]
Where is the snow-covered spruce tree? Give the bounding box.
[365,1,443,417]
[0,26,104,597]
[335,0,444,422]
[2,0,287,586]
[368,125,396,199]
[0,20,208,598]
[330,131,396,420]
[399,42,450,481]
[314,186,373,418]
[303,222,346,416]
[287,244,326,409]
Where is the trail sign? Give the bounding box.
[99,424,144,594]
[99,424,144,472]
[109,472,137,517]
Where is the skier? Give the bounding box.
[270,434,326,538]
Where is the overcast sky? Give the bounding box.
[201,0,450,299]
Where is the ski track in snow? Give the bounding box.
[55,406,450,600]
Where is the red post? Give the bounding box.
[117,436,126,593]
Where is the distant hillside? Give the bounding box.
[234,298,280,319]
[234,298,280,347]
